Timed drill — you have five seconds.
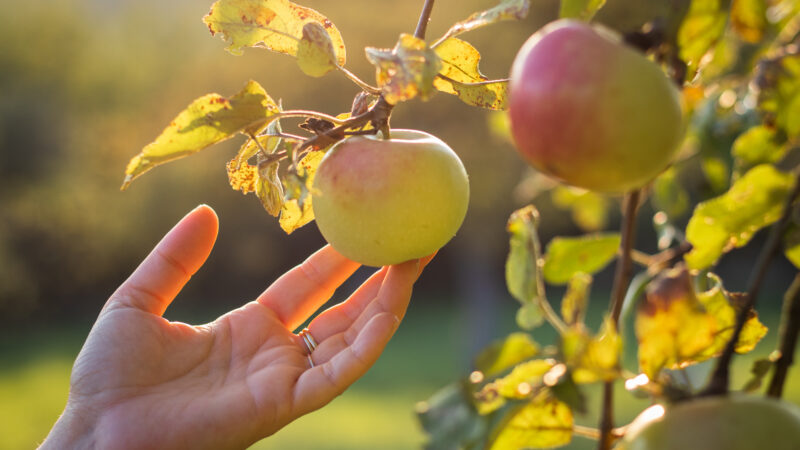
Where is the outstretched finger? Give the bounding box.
[257,245,360,331]
[107,205,219,316]
[291,259,420,414]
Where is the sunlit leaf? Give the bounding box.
[702,156,730,194]
[696,274,768,360]
[561,316,621,383]
[417,383,487,450]
[542,233,620,285]
[475,333,539,378]
[489,393,573,449]
[756,50,800,139]
[559,0,607,21]
[731,0,768,43]
[551,186,610,231]
[296,22,338,77]
[435,0,530,45]
[122,80,278,189]
[279,150,324,234]
[226,159,258,194]
[561,273,591,326]
[652,167,690,219]
[365,34,441,104]
[678,0,729,76]
[685,164,795,269]
[256,160,284,216]
[494,359,555,399]
[784,224,800,269]
[506,205,542,305]
[204,0,346,65]
[433,38,508,110]
[635,267,717,378]
[732,125,787,177]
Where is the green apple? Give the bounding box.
[508,20,684,192]
[616,395,800,450]
[311,129,469,267]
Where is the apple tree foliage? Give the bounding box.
[120,0,800,448]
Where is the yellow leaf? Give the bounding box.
[122,80,278,189]
[436,0,530,44]
[635,267,717,378]
[365,34,441,104]
[489,393,573,450]
[226,159,258,194]
[204,0,346,65]
[296,22,338,77]
[432,38,508,110]
[561,317,621,384]
[279,150,324,234]
[256,161,284,217]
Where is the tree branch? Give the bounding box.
[414,0,436,39]
[703,171,800,396]
[599,189,641,450]
[767,273,800,398]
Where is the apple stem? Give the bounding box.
[414,0,436,40]
[598,189,642,450]
[767,273,800,398]
[703,170,800,397]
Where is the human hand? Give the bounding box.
[41,205,431,449]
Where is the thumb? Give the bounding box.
[108,205,219,316]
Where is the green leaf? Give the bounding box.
[204,0,346,65]
[784,224,800,269]
[542,233,620,285]
[756,50,800,139]
[122,80,279,189]
[702,156,730,193]
[652,168,690,219]
[256,160,284,217]
[279,150,324,234]
[505,205,542,305]
[489,393,573,450]
[417,383,487,450]
[561,273,592,326]
[494,359,555,399]
[741,358,774,392]
[551,186,610,231]
[685,164,795,269]
[434,0,530,45]
[678,0,729,75]
[296,22,338,77]
[365,34,441,104]
[635,267,717,378]
[559,0,607,21]
[731,0,768,43]
[475,333,539,378]
[433,38,508,110]
[516,303,545,330]
[732,125,787,176]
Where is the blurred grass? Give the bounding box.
[2,300,798,449]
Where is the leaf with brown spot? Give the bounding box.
[204,0,345,65]
[435,0,530,45]
[365,34,442,104]
[433,38,508,110]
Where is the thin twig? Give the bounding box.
[767,273,800,398]
[704,171,800,396]
[573,425,626,441]
[599,190,641,450]
[337,65,382,95]
[414,0,436,39]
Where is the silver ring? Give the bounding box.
[307,354,315,368]
[298,327,318,353]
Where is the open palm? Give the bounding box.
[43,206,429,450]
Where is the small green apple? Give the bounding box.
[311,129,469,267]
[509,20,684,192]
[616,395,800,450]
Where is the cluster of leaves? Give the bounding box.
[418,0,800,448]
[121,0,529,233]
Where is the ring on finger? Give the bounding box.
[298,327,318,353]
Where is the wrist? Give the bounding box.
[40,404,97,449]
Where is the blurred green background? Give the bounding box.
[1,0,798,448]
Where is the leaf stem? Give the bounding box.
[703,170,800,396]
[767,273,800,398]
[598,189,642,450]
[436,73,510,86]
[414,0,436,39]
[573,425,626,441]
[337,65,382,95]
